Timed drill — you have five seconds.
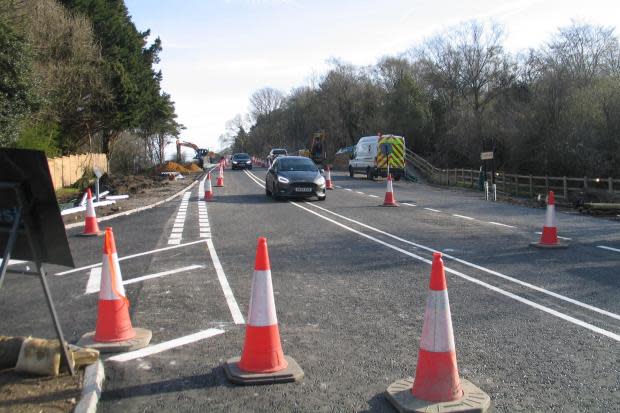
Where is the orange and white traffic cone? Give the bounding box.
[78,188,103,236]
[531,191,567,248]
[204,172,214,201]
[385,252,490,412]
[215,164,224,187]
[381,174,398,207]
[224,237,304,384]
[325,167,334,190]
[78,228,152,352]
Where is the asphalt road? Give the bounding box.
[1,167,619,412]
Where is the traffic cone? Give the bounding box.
[77,228,152,352]
[381,174,398,207]
[78,189,103,236]
[224,237,304,385]
[204,172,214,201]
[215,164,224,187]
[531,191,567,248]
[385,252,491,412]
[325,167,334,190]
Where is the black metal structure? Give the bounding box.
[0,149,75,376]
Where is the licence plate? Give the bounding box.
[295,187,312,192]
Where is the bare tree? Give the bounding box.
[249,87,284,121]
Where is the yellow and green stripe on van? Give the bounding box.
[376,135,405,169]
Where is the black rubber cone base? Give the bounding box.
[76,230,103,237]
[77,328,152,353]
[385,377,491,413]
[530,241,568,249]
[224,355,304,385]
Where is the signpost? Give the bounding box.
[93,166,103,202]
[0,149,76,375]
[381,142,392,177]
[480,149,496,201]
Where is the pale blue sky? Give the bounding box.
[125,0,620,152]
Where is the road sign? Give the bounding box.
[381,143,392,156]
[480,151,494,160]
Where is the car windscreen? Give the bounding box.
[273,149,287,155]
[278,158,318,172]
[233,154,250,160]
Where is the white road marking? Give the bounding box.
[206,239,245,324]
[597,245,620,253]
[424,207,442,213]
[55,239,209,276]
[356,191,365,195]
[345,188,353,191]
[535,231,572,241]
[488,221,517,228]
[402,203,416,207]
[305,202,620,322]
[200,233,211,238]
[85,265,203,294]
[453,214,475,220]
[167,239,181,245]
[107,328,225,362]
[168,192,191,245]
[85,267,102,294]
[291,202,620,342]
[335,185,342,188]
[0,259,27,267]
[169,233,182,239]
[368,194,380,198]
[171,228,184,233]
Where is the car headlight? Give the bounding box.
[232,161,238,164]
[315,176,325,185]
[278,176,290,184]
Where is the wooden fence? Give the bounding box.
[47,153,108,190]
[405,149,620,200]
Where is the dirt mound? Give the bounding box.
[158,161,191,174]
[99,174,167,195]
[186,163,203,172]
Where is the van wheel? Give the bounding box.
[349,166,354,178]
[366,168,374,180]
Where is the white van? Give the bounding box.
[348,135,405,180]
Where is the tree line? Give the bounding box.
[225,21,620,177]
[0,0,182,170]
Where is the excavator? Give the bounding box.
[176,139,211,168]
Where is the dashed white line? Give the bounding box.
[402,202,417,207]
[107,328,225,362]
[345,188,353,192]
[335,185,342,188]
[368,194,380,198]
[168,192,191,245]
[424,207,441,213]
[356,191,365,195]
[206,238,245,325]
[85,265,203,294]
[488,221,517,229]
[453,214,475,220]
[597,245,620,253]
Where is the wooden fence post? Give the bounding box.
[470,169,474,187]
[545,176,549,192]
[609,177,613,193]
[515,175,519,196]
[584,176,588,189]
[529,175,533,197]
[563,176,568,199]
[503,173,506,193]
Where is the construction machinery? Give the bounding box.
[176,139,210,168]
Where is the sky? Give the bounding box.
[124,0,620,153]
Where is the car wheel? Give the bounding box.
[366,168,374,180]
[265,185,272,196]
[349,166,354,178]
[318,195,326,201]
[272,184,280,200]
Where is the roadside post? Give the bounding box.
[480,150,496,201]
[93,166,103,202]
[381,142,392,178]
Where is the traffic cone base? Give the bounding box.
[386,377,491,413]
[77,327,152,354]
[224,355,304,385]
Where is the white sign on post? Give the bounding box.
[480,151,494,161]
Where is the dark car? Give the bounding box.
[231,153,252,170]
[267,148,287,164]
[265,156,326,201]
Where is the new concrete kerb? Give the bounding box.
[64,172,206,230]
[74,360,104,413]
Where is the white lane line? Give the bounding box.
[85,267,102,294]
[108,328,225,362]
[206,239,244,324]
[345,188,353,191]
[304,202,620,323]
[86,265,203,294]
[291,202,620,342]
[356,191,365,195]
[168,192,191,245]
[453,214,475,220]
[535,232,572,241]
[335,185,342,188]
[0,259,27,267]
[597,245,620,253]
[197,180,211,239]
[55,239,209,276]
[168,239,181,245]
[402,203,416,207]
[424,207,442,213]
[488,221,517,229]
[368,194,380,198]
